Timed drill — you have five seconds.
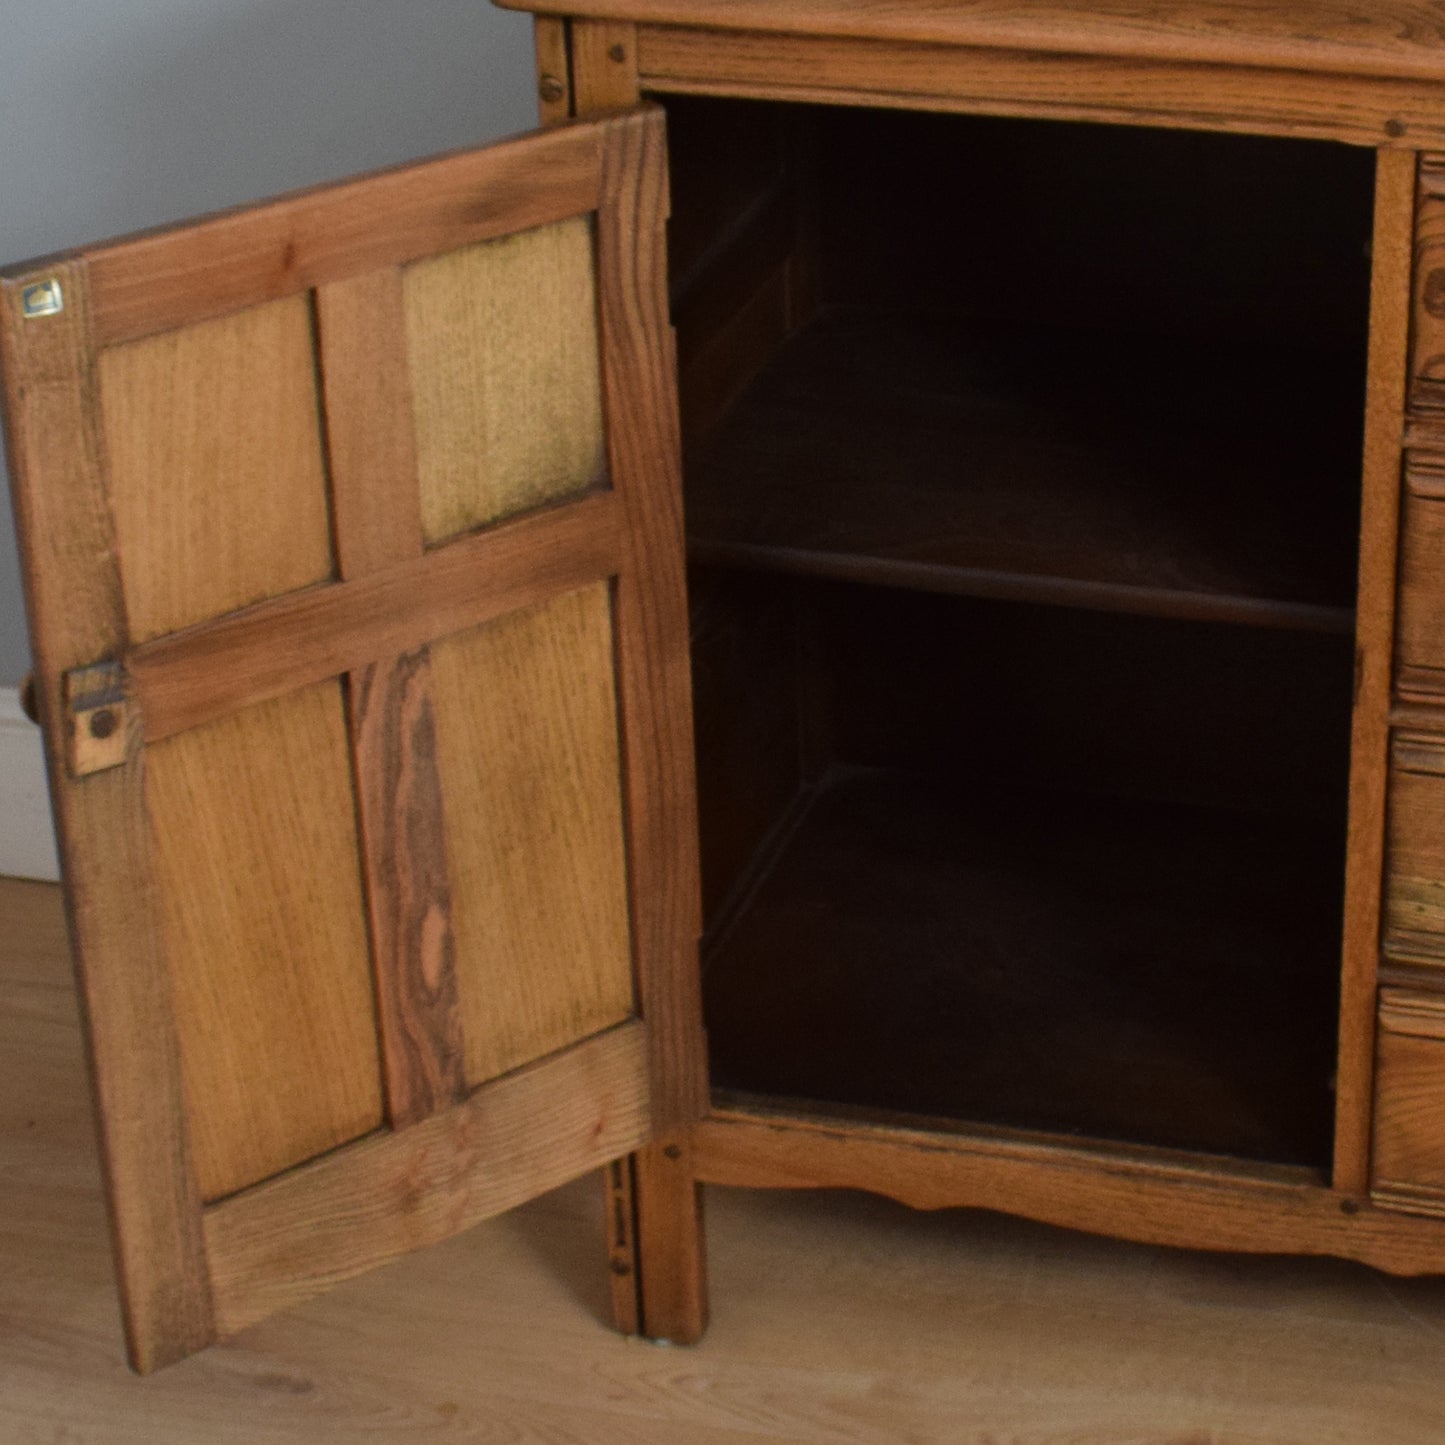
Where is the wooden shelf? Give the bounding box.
[702,768,1344,1168]
[685,308,1362,632]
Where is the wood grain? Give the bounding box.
[572,19,642,113]
[636,27,1445,148]
[316,267,465,1130]
[1334,147,1416,1194]
[694,1102,1445,1274]
[349,653,465,1126]
[431,584,636,1087]
[1413,160,1445,410]
[53,122,606,348]
[1373,988,1445,1215]
[496,1,1445,85]
[347,653,463,1125]
[1385,733,1445,959]
[535,15,575,124]
[97,296,334,643]
[605,1156,642,1334]
[404,216,607,542]
[145,681,384,1202]
[203,1020,652,1337]
[597,108,709,1133]
[1396,455,1445,698]
[315,269,424,574]
[632,1134,708,1344]
[126,489,622,743]
[0,262,215,1371]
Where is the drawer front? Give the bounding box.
[1396,459,1445,698]
[1385,733,1445,961]
[1413,162,1445,413]
[1373,988,1445,1216]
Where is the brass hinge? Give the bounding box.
[63,661,133,777]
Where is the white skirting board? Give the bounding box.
[0,686,59,882]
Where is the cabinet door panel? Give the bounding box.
[1384,732,1445,960]
[431,583,636,1087]
[1395,457,1445,698]
[405,217,608,541]
[1373,989,1445,1216]
[0,107,704,1372]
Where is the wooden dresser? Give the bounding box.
[10,0,1445,1370]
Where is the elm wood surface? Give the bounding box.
[0,263,214,1371]
[1385,732,1445,962]
[126,490,621,744]
[2,107,706,1370]
[316,266,466,1132]
[691,1102,1445,1275]
[1397,455,1445,698]
[1334,146,1416,1194]
[685,307,1362,630]
[702,768,1343,1167]
[1373,989,1445,1217]
[636,26,1445,149]
[499,0,1445,84]
[597,108,711,1131]
[51,121,610,350]
[203,1021,652,1338]
[1412,159,1445,412]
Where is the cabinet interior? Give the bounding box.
[661,95,1375,1170]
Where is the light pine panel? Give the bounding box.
[429,583,635,1086]
[97,297,334,643]
[145,681,383,1201]
[404,217,607,543]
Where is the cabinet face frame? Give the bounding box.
[549,13,1445,1287]
[0,107,706,1371]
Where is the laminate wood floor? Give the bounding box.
[6,873,1445,1443]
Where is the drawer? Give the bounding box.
[1413,161,1445,413]
[1385,732,1445,960]
[1373,988,1445,1216]
[1395,458,1445,699]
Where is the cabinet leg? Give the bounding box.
[605,1134,708,1343]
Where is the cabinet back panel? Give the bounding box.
[819,588,1356,823]
[813,107,1375,348]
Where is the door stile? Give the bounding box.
[1333,148,1416,1193]
[597,109,709,1133]
[0,260,215,1371]
[315,268,467,1128]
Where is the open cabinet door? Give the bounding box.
[0,107,705,1373]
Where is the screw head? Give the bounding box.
[1386,118,1408,138]
[608,42,626,62]
[663,1143,682,1161]
[539,73,566,104]
[88,708,118,740]
[21,279,64,319]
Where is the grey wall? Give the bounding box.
[0,0,540,686]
